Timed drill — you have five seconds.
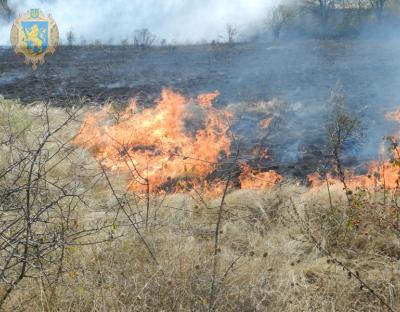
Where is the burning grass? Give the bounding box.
[309,109,400,192]
[1,97,400,311]
[73,89,282,194]
[73,89,232,193]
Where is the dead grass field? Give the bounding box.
[1,99,399,312]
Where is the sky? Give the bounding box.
[0,0,279,45]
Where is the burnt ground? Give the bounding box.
[0,39,399,177]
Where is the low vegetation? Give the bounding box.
[0,98,399,311]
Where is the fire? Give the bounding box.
[74,89,232,192]
[309,110,400,191]
[307,170,379,190]
[74,89,283,196]
[307,172,325,188]
[239,163,283,189]
[74,89,284,195]
[259,117,272,129]
[74,90,398,195]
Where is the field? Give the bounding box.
[0,39,399,174]
[0,38,400,311]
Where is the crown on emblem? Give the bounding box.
[30,9,39,19]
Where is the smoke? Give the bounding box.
[0,0,279,45]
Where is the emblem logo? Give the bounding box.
[10,9,59,70]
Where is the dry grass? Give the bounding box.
[1,99,399,311]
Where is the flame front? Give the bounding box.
[74,89,233,192]
[309,110,400,191]
[239,163,283,189]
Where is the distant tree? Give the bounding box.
[267,4,295,40]
[80,36,87,46]
[133,29,156,49]
[303,0,336,38]
[225,24,238,45]
[66,30,76,46]
[369,0,388,22]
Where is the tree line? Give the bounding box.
[269,0,399,40]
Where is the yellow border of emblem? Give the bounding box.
[10,9,59,70]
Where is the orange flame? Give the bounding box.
[74,89,286,195]
[309,110,400,191]
[239,163,283,189]
[74,89,233,192]
[259,117,272,129]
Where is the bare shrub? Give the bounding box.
[79,36,87,46]
[225,24,238,45]
[288,196,397,312]
[120,38,130,46]
[133,28,156,49]
[267,4,295,40]
[0,100,111,309]
[302,0,336,38]
[66,30,76,46]
[326,85,361,192]
[369,0,388,22]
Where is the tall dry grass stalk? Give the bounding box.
[0,99,399,311]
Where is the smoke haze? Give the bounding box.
[0,0,279,45]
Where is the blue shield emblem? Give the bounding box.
[11,9,59,69]
[21,21,48,55]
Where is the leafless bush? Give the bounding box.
[66,30,76,46]
[225,24,238,45]
[287,198,396,312]
[120,38,130,46]
[326,85,361,192]
[370,0,388,22]
[0,100,111,309]
[133,28,156,49]
[93,39,103,47]
[302,0,336,38]
[79,36,87,46]
[267,4,295,40]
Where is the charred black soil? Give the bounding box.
[0,39,399,177]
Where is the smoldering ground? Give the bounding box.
[0,1,400,178]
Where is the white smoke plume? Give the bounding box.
[0,0,280,45]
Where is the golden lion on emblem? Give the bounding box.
[20,24,46,55]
